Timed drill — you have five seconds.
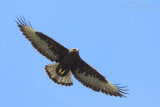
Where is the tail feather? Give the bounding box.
[45,63,73,86]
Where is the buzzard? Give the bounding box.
[16,16,128,97]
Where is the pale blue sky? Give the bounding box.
[0,0,160,107]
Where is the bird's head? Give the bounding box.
[73,48,79,52]
[70,48,79,53]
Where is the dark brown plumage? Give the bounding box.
[16,16,128,97]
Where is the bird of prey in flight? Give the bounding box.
[16,16,128,97]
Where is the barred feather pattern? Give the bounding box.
[72,65,128,97]
[16,16,68,62]
[45,63,73,86]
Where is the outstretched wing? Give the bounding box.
[71,58,128,97]
[16,16,68,62]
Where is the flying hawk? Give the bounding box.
[16,16,128,97]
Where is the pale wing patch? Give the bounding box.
[73,69,126,97]
[16,17,68,62]
[21,26,57,61]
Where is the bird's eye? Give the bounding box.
[73,48,79,51]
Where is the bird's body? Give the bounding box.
[16,16,128,97]
[55,49,80,77]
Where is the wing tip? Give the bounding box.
[16,16,33,28]
[114,84,129,98]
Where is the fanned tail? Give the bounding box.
[45,63,73,86]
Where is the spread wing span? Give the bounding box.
[16,16,128,97]
[72,58,128,97]
[16,16,68,62]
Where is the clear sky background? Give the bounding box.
[0,0,160,107]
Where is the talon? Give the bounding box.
[59,68,62,73]
[61,70,66,75]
